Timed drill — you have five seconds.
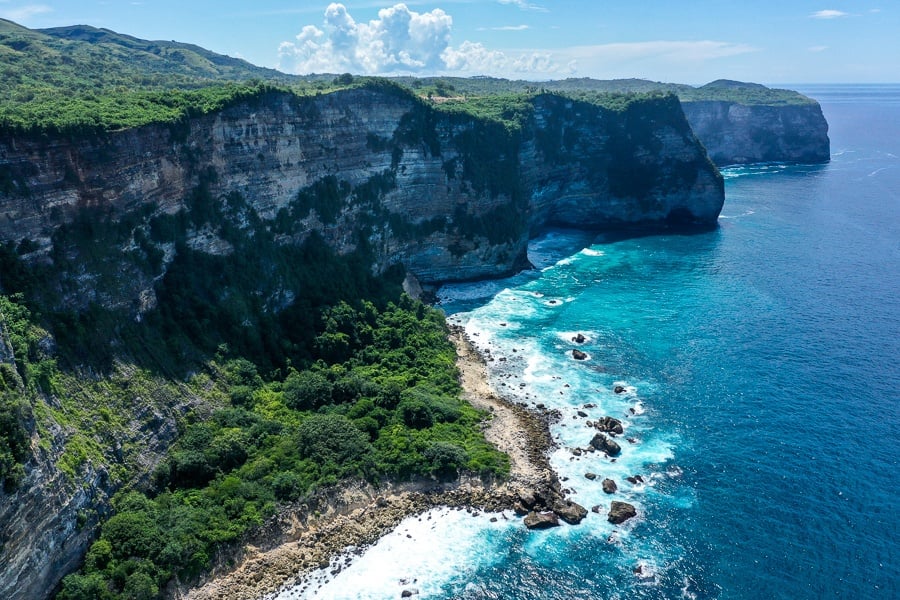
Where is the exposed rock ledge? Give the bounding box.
[174,329,564,600]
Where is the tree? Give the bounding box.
[423,442,468,479]
[283,370,333,411]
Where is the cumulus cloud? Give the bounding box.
[810,9,848,19]
[278,3,567,77]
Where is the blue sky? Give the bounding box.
[1,1,896,84]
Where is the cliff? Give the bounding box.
[681,100,830,165]
[0,84,722,302]
[398,77,832,167]
[0,84,722,599]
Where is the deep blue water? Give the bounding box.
[277,85,899,600]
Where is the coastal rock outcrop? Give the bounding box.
[607,501,637,524]
[590,433,622,456]
[594,416,624,434]
[551,499,588,525]
[524,511,560,529]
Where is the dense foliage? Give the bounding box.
[56,297,506,599]
[0,295,36,490]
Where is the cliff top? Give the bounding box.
[1,18,816,136]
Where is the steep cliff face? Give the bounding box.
[0,367,203,600]
[526,94,723,227]
[0,86,722,301]
[682,100,830,165]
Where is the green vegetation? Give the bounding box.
[56,297,506,599]
[392,75,817,107]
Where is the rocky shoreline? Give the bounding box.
[175,327,579,600]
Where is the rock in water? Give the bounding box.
[524,511,560,529]
[553,500,588,525]
[614,385,626,394]
[589,432,622,456]
[607,501,637,524]
[572,333,586,343]
[602,478,618,494]
[572,349,588,360]
[595,416,624,434]
[584,472,597,480]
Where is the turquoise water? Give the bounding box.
[276,85,899,599]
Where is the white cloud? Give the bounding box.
[497,0,548,12]
[808,45,829,52]
[279,3,453,74]
[0,3,52,23]
[477,24,530,31]
[278,3,565,77]
[810,9,848,19]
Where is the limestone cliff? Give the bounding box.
[0,85,722,305]
[682,100,830,165]
[0,85,723,600]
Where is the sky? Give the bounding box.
[1,0,897,84]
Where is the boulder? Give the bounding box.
[595,416,624,434]
[524,511,560,529]
[614,385,626,394]
[572,333,586,343]
[602,478,618,494]
[552,500,588,525]
[572,349,588,360]
[513,501,529,516]
[577,410,588,418]
[517,489,537,508]
[584,472,597,480]
[607,501,637,524]
[589,433,621,456]
[571,447,582,457]
[591,505,602,514]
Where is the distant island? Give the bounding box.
[0,18,829,600]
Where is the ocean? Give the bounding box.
[274,85,900,599]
